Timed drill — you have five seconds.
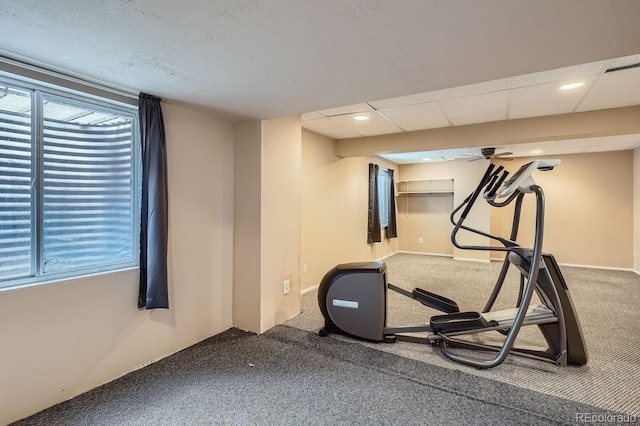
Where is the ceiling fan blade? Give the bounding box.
[493,151,513,157]
[493,156,514,161]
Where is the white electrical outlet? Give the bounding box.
[418,237,424,244]
[283,278,290,295]
[303,264,307,274]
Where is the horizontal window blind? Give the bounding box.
[0,78,139,289]
[0,86,32,280]
[42,98,134,274]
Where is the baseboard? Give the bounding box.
[398,250,453,258]
[557,262,634,272]
[376,250,401,261]
[399,250,490,263]
[491,256,635,273]
[453,256,491,263]
[301,284,319,295]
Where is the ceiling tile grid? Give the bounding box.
[576,66,640,112]
[507,76,597,119]
[328,111,403,137]
[376,102,451,131]
[301,117,363,139]
[438,90,508,126]
[368,92,433,109]
[317,103,373,117]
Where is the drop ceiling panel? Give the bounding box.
[369,92,433,109]
[377,102,450,131]
[602,53,640,71]
[301,111,324,120]
[560,134,640,149]
[505,141,556,157]
[431,79,509,101]
[508,77,596,119]
[436,148,476,160]
[439,91,508,126]
[329,111,403,136]
[318,103,373,117]
[378,151,428,163]
[301,117,363,139]
[576,67,640,112]
[379,148,476,164]
[544,146,590,155]
[585,142,640,153]
[508,62,606,88]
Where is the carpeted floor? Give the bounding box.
[12,326,617,426]
[286,253,640,417]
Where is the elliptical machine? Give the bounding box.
[317,160,588,369]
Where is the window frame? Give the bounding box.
[377,170,390,228]
[0,73,141,290]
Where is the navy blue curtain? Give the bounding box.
[367,163,381,243]
[138,93,169,309]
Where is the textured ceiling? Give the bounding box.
[0,0,639,122]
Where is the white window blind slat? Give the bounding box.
[0,88,32,280]
[0,81,139,288]
[41,97,134,274]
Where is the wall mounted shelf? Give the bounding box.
[396,178,454,216]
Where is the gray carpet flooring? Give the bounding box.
[286,253,640,417]
[12,326,617,426]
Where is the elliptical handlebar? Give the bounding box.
[440,184,548,368]
[450,164,518,251]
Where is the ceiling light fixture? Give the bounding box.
[422,158,431,161]
[530,149,543,154]
[354,115,369,121]
[559,82,584,90]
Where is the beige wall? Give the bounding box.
[301,129,399,291]
[260,116,302,331]
[398,160,491,261]
[632,148,640,273]
[490,151,633,268]
[234,116,302,333]
[233,121,263,332]
[0,102,236,425]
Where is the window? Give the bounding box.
[378,170,390,227]
[0,77,139,289]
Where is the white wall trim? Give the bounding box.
[301,284,319,295]
[492,256,635,272]
[558,262,634,272]
[377,250,401,261]
[453,256,491,263]
[398,250,453,258]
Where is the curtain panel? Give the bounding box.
[367,163,382,243]
[138,93,169,309]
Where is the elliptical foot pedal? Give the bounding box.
[430,311,493,333]
[412,288,460,313]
